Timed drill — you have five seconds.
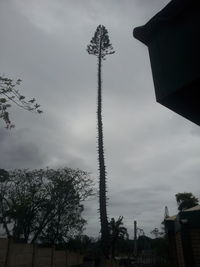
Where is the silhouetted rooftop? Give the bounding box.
[165,205,200,222]
[133,0,200,126]
[165,215,177,221]
[133,0,198,45]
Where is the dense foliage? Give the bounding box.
[175,192,199,211]
[0,167,93,244]
[108,216,128,258]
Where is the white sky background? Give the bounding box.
[0,0,200,238]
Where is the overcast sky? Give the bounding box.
[1,0,200,238]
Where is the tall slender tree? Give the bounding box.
[87,25,115,258]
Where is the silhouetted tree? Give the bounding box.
[87,25,115,258]
[176,192,199,211]
[0,168,93,243]
[108,216,128,258]
[0,76,42,128]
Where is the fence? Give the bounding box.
[0,238,83,267]
[135,256,171,267]
[114,256,171,267]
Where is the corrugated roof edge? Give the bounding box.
[165,215,177,221]
[165,205,200,222]
[183,205,200,212]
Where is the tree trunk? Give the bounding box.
[97,51,109,258]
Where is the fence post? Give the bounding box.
[31,243,36,267]
[66,250,68,267]
[4,237,12,267]
[51,245,55,267]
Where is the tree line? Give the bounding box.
[0,166,129,257]
[0,165,198,258]
[0,167,93,244]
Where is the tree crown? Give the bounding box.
[109,216,128,239]
[87,25,115,59]
[175,192,199,211]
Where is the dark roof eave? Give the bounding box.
[133,0,195,45]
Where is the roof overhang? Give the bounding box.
[133,0,200,126]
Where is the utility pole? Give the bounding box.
[134,220,137,257]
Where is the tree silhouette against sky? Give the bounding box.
[87,25,115,258]
[176,192,199,211]
[0,76,42,128]
[109,216,128,259]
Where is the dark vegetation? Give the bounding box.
[59,234,169,261]
[0,168,93,244]
[1,166,194,265]
[176,192,199,211]
[109,216,129,259]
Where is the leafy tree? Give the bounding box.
[175,192,199,211]
[108,216,128,258]
[0,76,42,128]
[0,168,93,243]
[87,25,115,258]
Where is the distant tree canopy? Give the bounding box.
[0,167,93,244]
[0,76,42,128]
[175,192,199,211]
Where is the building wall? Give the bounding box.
[168,228,200,267]
[168,232,178,267]
[175,232,185,267]
[190,229,200,267]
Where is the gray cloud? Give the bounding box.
[0,128,46,169]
